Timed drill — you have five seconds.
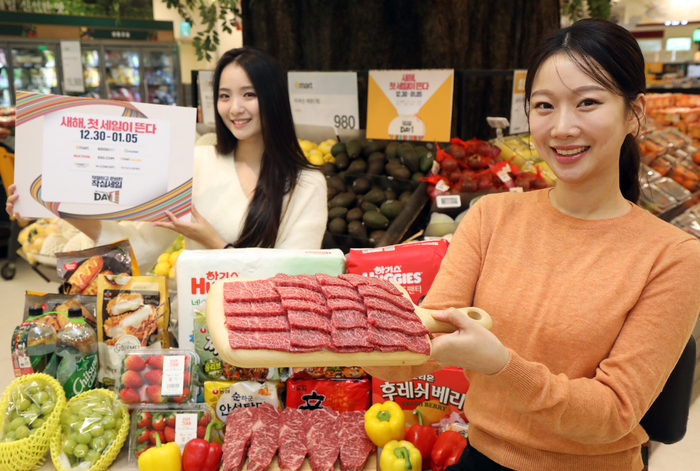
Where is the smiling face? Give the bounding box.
[216,63,262,143]
[528,53,639,189]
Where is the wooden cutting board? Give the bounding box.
[206,277,492,368]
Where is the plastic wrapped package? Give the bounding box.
[668,159,700,192]
[638,182,678,215]
[639,138,667,165]
[640,164,663,183]
[646,155,673,178]
[661,129,692,149]
[653,177,693,203]
[671,212,700,239]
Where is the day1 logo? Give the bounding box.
[94,190,120,203]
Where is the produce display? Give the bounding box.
[116,351,196,406]
[299,139,338,166]
[322,139,428,245]
[151,235,184,278]
[18,219,94,264]
[646,93,700,142]
[2,377,58,442]
[53,389,128,471]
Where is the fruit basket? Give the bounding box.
[50,388,129,471]
[0,373,67,471]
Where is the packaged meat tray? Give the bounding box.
[127,404,217,465]
[205,275,493,368]
[115,349,198,407]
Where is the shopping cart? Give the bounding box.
[0,140,19,279]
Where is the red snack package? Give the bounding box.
[286,378,371,412]
[345,240,449,304]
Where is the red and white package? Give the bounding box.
[345,240,449,304]
[286,378,371,412]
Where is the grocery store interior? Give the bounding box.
[2,0,700,470]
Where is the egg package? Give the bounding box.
[115,349,197,407]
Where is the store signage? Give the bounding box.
[509,70,528,134]
[14,92,196,221]
[180,21,191,38]
[287,71,359,130]
[60,41,85,94]
[80,28,155,41]
[366,69,453,142]
[198,71,216,126]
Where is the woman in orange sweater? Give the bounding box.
[368,19,700,471]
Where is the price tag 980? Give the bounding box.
[334,115,356,129]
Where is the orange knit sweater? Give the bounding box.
[421,189,700,471]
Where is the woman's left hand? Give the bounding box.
[430,308,510,375]
[152,205,227,250]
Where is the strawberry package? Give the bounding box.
[116,349,198,407]
[345,239,450,304]
[128,404,218,464]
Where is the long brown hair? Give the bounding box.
[212,47,315,247]
[524,18,646,203]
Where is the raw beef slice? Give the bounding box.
[339,273,402,295]
[273,273,322,293]
[245,279,281,301]
[225,315,289,332]
[316,273,352,287]
[332,327,372,349]
[326,298,366,313]
[248,403,281,471]
[277,286,326,305]
[307,409,340,471]
[278,408,308,471]
[357,284,415,311]
[229,330,290,352]
[282,299,331,316]
[224,282,255,303]
[288,310,332,333]
[367,310,429,335]
[224,281,280,302]
[339,411,375,471]
[222,407,257,471]
[363,297,416,321]
[290,329,332,350]
[320,285,361,302]
[224,301,285,317]
[368,326,431,355]
[332,310,369,329]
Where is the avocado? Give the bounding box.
[331,142,347,157]
[386,162,411,180]
[363,211,390,230]
[419,154,435,174]
[363,140,385,156]
[370,230,387,242]
[328,207,349,220]
[411,172,425,188]
[380,200,404,220]
[384,189,397,201]
[328,218,348,234]
[326,176,346,194]
[396,142,414,156]
[385,141,400,160]
[360,201,379,212]
[400,149,420,173]
[355,194,364,206]
[335,152,350,171]
[367,159,385,176]
[329,192,356,208]
[367,152,386,163]
[363,188,387,205]
[327,187,338,200]
[346,159,368,176]
[320,162,337,176]
[346,207,364,222]
[399,190,413,204]
[336,171,347,183]
[415,146,429,160]
[348,220,368,239]
[352,177,372,194]
[346,139,362,159]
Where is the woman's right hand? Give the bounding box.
[5,184,30,225]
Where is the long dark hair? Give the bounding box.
[212,47,315,248]
[524,18,646,203]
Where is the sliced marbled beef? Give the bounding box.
[320,285,361,302]
[306,409,340,471]
[338,411,375,471]
[316,273,352,287]
[273,273,322,293]
[277,286,326,305]
[278,408,308,471]
[357,284,415,311]
[224,280,280,302]
[290,329,332,351]
[328,345,374,353]
[368,326,431,355]
[338,273,402,295]
[224,301,285,317]
[245,279,280,301]
[222,407,256,471]
[225,315,289,332]
[228,330,290,351]
[367,310,428,335]
[362,297,415,321]
[248,403,281,471]
[326,298,366,313]
[331,310,369,329]
[282,299,331,316]
[287,310,332,333]
[332,327,372,349]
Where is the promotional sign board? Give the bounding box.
[14,92,196,221]
[509,70,528,134]
[288,71,359,131]
[366,69,454,142]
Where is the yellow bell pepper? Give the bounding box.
[380,440,422,471]
[364,401,406,447]
[138,432,182,471]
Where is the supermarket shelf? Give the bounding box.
[657,190,700,222]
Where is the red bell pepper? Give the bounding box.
[430,431,467,471]
[405,410,437,465]
[181,421,223,471]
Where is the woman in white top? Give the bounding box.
[7,47,328,270]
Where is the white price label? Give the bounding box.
[509,187,524,193]
[175,413,198,452]
[18,356,31,369]
[436,180,450,193]
[431,160,440,176]
[161,355,185,396]
[497,169,512,183]
[436,195,462,209]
